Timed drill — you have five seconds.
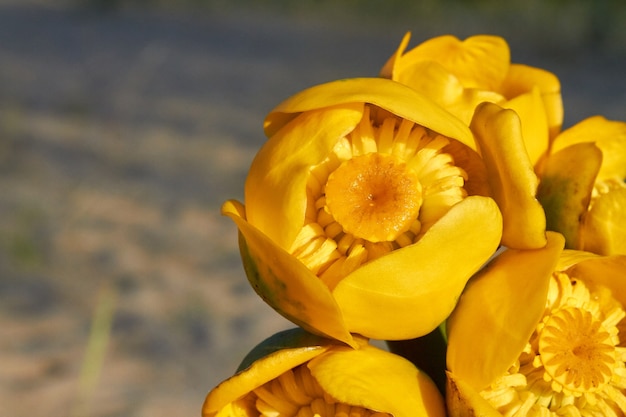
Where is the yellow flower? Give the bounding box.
[202,328,445,417]
[222,76,547,342]
[537,116,626,255]
[446,231,626,416]
[381,32,563,166]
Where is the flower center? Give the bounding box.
[480,273,626,417]
[289,105,468,288]
[538,306,615,393]
[248,364,391,417]
[325,153,422,242]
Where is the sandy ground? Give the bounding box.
[0,2,624,417]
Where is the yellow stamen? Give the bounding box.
[325,152,423,242]
[481,272,626,416]
[240,365,391,417]
[539,306,615,393]
[290,105,468,287]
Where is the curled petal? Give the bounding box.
[501,64,563,139]
[393,34,510,91]
[564,254,626,307]
[309,344,446,417]
[203,329,334,417]
[550,115,626,181]
[582,187,626,255]
[446,371,502,417]
[446,232,564,391]
[537,142,602,249]
[471,101,547,249]
[222,200,355,347]
[247,104,364,249]
[332,196,502,340]
[503,86,549,166]
[264,77,475,151]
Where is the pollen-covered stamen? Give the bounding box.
[480,273,626,417]
[290,105,468,287]
[248,365,391,417]
[539,306,616,393]
[325,152,422,242]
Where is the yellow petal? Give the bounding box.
[550,115,626,181]
[247,104,363,249]
[391,58,506,126]
[309,344,446,417]
[446,371,502,417]
[203,329,333,416]
[503,86,549,166]
[446,232,564,391]
[221,200,355,347]
[501,64,563,139]
[582,187,626,255]
[264,77,475,151]
[332,196,502,340]
[564,254,626,307]
[555,248,600,271]
[471,101,547,249]
[395,35,510,91]
[537,142,602,249]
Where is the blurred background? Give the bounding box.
[0,0,624,416]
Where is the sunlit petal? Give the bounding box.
[264,77,475,150]
[447,232,564,391]
[247,104,363,249]
[203,329,334,417]
[503,86,549,166]
[309,344,446,417]
[471,101,547,248]
[582,188,626,255]
[397,35,510,91]
[222,200,355,346]
[332,196,502,340]
[537,142,603,248]
[550,115,626,181]
[501,63,563,139]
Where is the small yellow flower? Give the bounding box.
[446,231,626,416]
[203,329,445,417]
[381,32,564,165]
[223,77,528,342]
[537,116,626,255]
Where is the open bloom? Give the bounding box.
[203,328,445,417]
[222,77,548,342]
[381,32,563,166]
[446,231,626,416]
[537,116,626,255]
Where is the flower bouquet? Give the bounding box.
[203,33,626,417]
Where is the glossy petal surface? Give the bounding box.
[471,102,547,248]
[397,35,510,91]
[550,115,626,181]
[446,232,564,391]
[247,104,363,249]
[582,188,626,255]
[264,77,474,150]
[503,86,549,166]
[309,344,446,417]
[203,329,332,416]
[332,196,502,340]
[501,63,563,139]
[222,200,354,346]
[537,143,602,249]
[446,372,502,417]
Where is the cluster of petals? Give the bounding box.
[205,32,626,417]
